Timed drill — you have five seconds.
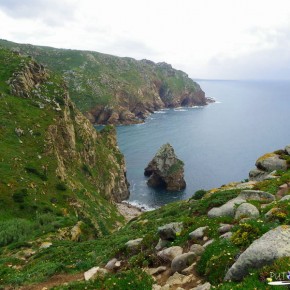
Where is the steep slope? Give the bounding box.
[1,143,290,289]
[0,47,129,242]
[0,39,208,124]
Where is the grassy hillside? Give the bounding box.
[1,168,290,288]
[0,39,207,124]
[0,47,130,249]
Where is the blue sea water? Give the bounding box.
[116,80,290,208]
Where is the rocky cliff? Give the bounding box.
[0,48,129,237]
[0,39,209,124]
[144,143,186,191]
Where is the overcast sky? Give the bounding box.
[0,0,290,79]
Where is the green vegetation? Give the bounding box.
[0,39,204,119]
[1,43,290,290]
[53,269,153,290]
[0,47,126,253]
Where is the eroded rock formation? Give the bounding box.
[144,143,186,191]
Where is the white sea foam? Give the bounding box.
[174,108,188,112]
[122,200,157,211]
[154,111,166,114]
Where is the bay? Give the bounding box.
[116,80,290,208]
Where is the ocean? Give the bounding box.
[116,80,290,209]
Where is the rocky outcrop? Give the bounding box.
[144,144,186,191]
[249,151,289,181]
[8,60,48,98]
[238,190,275,202]
[208,197,246,218]
[45,96,130,202]
[224,226,290,281]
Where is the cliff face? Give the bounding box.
[0,40,208,125]
[0,48,129,235]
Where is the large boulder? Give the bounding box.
[189,244,205,256]
[208,197,246,218]
[256,153,287,172]
[285,145,290,155]
[171,252,196,273]
[144,143,186,191]
[125,238,143,250]
[234,203,259,220]
[84,267,108,281]
[158,246,183,262]
[158,222,183,241]
[224,226,290,281]
[238,190,275,202]
[189,226,208,239]
[280,195,290,202]
[249,168,277,182]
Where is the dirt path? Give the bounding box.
[19,273,84,290]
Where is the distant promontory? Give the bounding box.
[0,39,210,125]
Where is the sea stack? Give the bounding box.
[144,143,186,191]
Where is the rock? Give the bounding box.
[84,266,108,281]
[144,143,186,191]
[157,222,183,241]
[238,190,275,202]
[181,262,196,275]
[285,145,290,155]
[208,197,245,218]
[171,252,196,273]
[15,127,24,137]
[105,258,121,271]
[220,232,233,239]
[166,272,195,286]
[234,203,259,220]
[256,153,287,172]
[249,168,275,181]
[146,266,167,275]
[39,242,52,249]
[155,239,169,251]
[203,239,214,248]
[224,226,290,281]
[152,285,162,290]
[189,226,208,239]
[125,238,143,250]
[155,238,170,250]
[189,244,205,256]
[218,224,233,234]
[265,208,277,218]
[158,246,183,262]
[71,221,83,241]
[191,282,212,290]
[280,195,290,201]
[23,249,36,259]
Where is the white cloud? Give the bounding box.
[1,0,290,79]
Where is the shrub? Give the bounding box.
[196,239,239,284]
[231,220,277,249]
[192,189,207,200]
[190,189,240,215]
[24,166,47,181]
[12,189,28,203]
[0,219,33,246]
[55,182,67,191]
[82,164,92,176]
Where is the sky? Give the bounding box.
[0,0,290,80]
